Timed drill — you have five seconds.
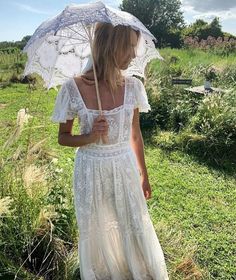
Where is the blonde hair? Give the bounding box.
[82,22,140,103]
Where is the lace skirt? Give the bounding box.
[72,143,169,280]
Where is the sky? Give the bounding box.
[181,0,236,35]
[0,0,235,42]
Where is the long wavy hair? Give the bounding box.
[82,22,140,102]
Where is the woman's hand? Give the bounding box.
[89,115,109,143]
[141,177,152,200]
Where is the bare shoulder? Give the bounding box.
[73,75,83,86]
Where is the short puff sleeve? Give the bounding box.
[51,81,78,123]
[133,77,151,113]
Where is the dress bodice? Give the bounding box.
[51,75,151,147]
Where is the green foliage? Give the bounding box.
[183,36,236,57]
[181,18,236,56]
[146,48,236,166]
[0,83,80,279]
[0,48,27,83]
[190,90,236,150]
[210,17,223,38]
[182,17,223,41]
[200,64,218,81]
[0,36,31,51]
[120,0,185,48]
[166,28,184,48]
[219,64,236,86]
[168,91,199,132]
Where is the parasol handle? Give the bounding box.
[86,24,108,144]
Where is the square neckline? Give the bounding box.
[71,76,127,113]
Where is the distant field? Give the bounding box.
[158,48,236,67]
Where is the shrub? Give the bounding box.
[183,36,236,56]
[219,65,236,87]
[189,90,236,152]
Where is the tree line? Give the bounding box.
[120,0,235,48]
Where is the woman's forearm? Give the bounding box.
[130,135,149,180]
[58,132,94,147]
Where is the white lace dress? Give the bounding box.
[51,76,169,280]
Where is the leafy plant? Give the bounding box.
[189,90,236,151]
[201,64,218,82]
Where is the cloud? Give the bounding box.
[192,9,236,21]
[182,0,236,12]
[181,0,236,21]
[13,2,53,15]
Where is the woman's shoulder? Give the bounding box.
[125,75,141,82]
[125,76,143,88]
[73,75,83,87]
[58,78,73,90]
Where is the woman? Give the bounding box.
[51,22,169,280]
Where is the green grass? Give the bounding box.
[157,47,236,69]
[0,83,78,155]
[145,146,235,279]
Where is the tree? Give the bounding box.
[0,35,31,50]
[119,0,185,48]
[182,17,223,41]
[209,17,223,38]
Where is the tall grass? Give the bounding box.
[0,83,81,279]
[0,49,26,83]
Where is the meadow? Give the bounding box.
[0,48,235,279]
